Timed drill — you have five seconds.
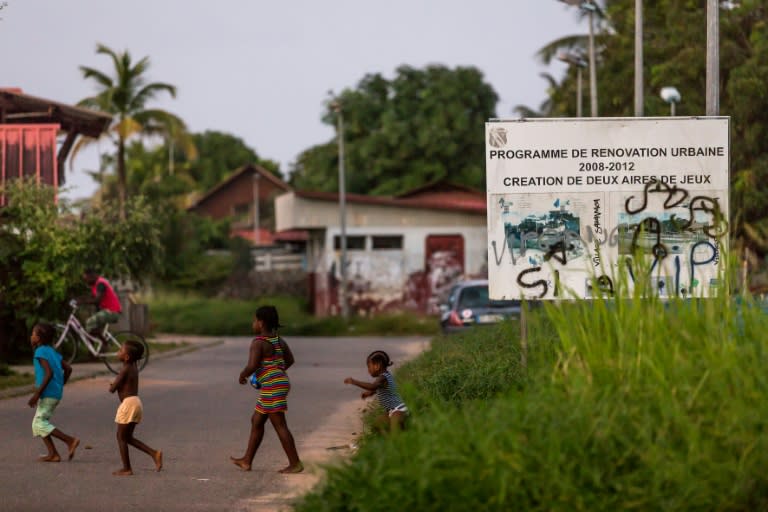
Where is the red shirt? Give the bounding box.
[92,276,121,313]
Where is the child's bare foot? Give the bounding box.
[68,438,80,461]
[112,469,133,476]
[38,454,60,462]
[278,461,304,474]
[229,456,251,471]
[153,450,163,471]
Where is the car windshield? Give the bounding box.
[457,285,519,309]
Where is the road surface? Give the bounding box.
[0,335,429,512]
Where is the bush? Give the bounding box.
[0,182,162,359]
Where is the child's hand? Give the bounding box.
[28,395,38,408]
[361,390,374,399]
[343,377,353,384]
[238,375,247,385]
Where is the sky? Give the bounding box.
[1,0,583,200]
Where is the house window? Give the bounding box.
[334,235,365,250]
[372,235,403,250]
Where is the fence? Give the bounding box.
[253,251,304,272]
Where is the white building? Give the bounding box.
[275,182,488,316]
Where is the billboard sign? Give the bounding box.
[486,117,729,301]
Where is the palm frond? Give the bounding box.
[79,66,114,89]
[129,83,177,111]
[95,43,123,78]
[536,35,590,64]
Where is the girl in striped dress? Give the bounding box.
[344,350,409,432]
[231,306,303,473]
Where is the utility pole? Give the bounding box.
[332,100,349,320]
[706,0,719,115]
[587,3,598,117]
[634,0,644,116]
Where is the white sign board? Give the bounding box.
[486,117,729,301]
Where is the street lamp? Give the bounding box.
[706,0,720,115]
[557,0,598,117]
[557,50,587,117]
[330,97,349,319]
[635,0,643,116]
[660,86,681,116]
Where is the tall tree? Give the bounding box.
[290,65,498,195]
[74,44,189,218]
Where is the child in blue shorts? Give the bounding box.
[27,322,80,462]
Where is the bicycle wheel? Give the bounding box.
[54,324,78,364]
[102,331,150,374]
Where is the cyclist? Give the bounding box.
[81,268,122,351]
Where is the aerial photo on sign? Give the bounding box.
[485,117,730,301]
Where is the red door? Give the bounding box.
[424,235,465,313]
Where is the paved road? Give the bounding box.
[0,336,429,512]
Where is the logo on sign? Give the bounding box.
[488,127,507,148]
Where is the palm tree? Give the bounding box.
[74,44,191,218]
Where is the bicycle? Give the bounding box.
[54,299,149,374]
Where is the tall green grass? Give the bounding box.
[295,289,768,511]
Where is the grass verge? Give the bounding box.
[0,365,34,390]
[143,292,439,336]
[295,292,768,511]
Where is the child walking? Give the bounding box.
[28,322,80,462]
[344,350,408,432]
[230,305,303,473]
[109,339,163,476]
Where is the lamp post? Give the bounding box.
[557,51,587,117]
[331,98,349,319]
[558,0,598,117]
[635,0,643,116]
[660,86,681,116]
[706,0,719,115]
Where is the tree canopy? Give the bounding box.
[290,64,498,195]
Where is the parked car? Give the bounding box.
[439,279,522,333]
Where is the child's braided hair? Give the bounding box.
[366,350,393,369]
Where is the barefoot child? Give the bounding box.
[28,322,80,462]
[231,305,303,473]
[344,350,408,432]
[109,339,163,476]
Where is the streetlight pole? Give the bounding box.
[558,51,587,117]
[587,3,598,117]
[660,86,681,117]
[576,66,583,117]
[558,0,598,117]
[706,0,719,115]
[332,100,349,319]
[634,0,644,116]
